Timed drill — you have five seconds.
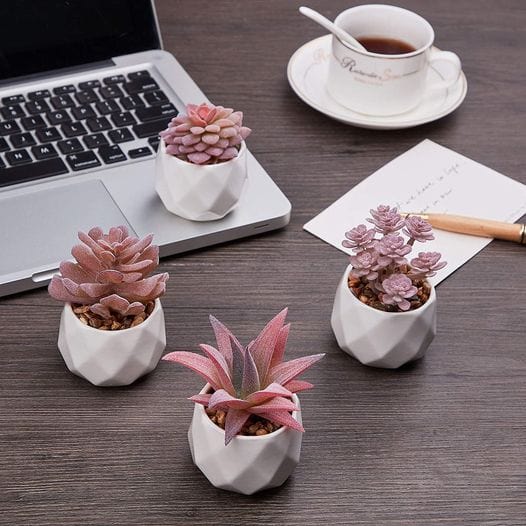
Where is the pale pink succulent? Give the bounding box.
[349,249,379,281]
[163,308,324,445]
[48,226,168,319]
[159,103,251,165]
[342,224,376,252]
[376,234,411,266]
[410,251,448,278]
[379,274,418,311]
[403,215,435,243]
[367,205,404,234]
[343,205,447,312]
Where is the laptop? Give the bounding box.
[0,0,291,297]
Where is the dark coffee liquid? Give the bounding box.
[357,36,416,55]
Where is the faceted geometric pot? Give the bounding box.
[155,140,247,221]
[57,299,166,386]
[331,264,437,369]
[188,385,303,495]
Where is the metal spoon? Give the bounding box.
[299,6,367,52]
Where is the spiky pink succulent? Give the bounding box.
[159,103,251,165]
[343,205,447,312]
[48,226,168,319]
[163,309,324,445]
[379,274,418,311]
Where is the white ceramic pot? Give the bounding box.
[188,385,303,495]
[331,265,437,369]
[57,299,166,386]
[155,140,248,221]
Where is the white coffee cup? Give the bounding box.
[326,4,462,116]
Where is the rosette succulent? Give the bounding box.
[343,206,447,312]
[159,103,252,165]
[48,226,168,322]
[163,308,324,445]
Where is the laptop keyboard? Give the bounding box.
[0,69,178,188]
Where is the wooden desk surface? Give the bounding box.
[2,1,525,524]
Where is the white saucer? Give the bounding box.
[287,35,468,130]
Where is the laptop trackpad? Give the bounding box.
[1,180,133,278]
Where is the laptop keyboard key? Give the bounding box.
[0,120,22,136]
[124,78,159,95]
[111,112,136,127]
[21,115,47,131]
[84,133,109,149]
[62,121,87,138]
[86,116,111,132]
[50,94,75,109]
[28,89,51,100]
[72,105,96,120]
[11,132,36,149]
[32,144,59,160]
[0,158,68,187]
[36,127,62,143]
[133,119,170,138]
[6,149,32,166]
[47,110,71,125]
[2,94,25,105]
[144,90,169,105]
[120,95,144,110]
[1,104,26,119]
[66,151,101,171]
[148,136,160,150]
[57,138,83,154]
[53,85,76,95]
[0,138,9,152]
[95,100,120,115]
[0,120,21,136]
[78,80,101,90]
[128,70,151,80]
[26,99,51,115]
[98,144,126,164]
[100,85,124,100]
[136,103,176,123]
[128,146,151,159]
[76,89,99,105]
[103,74,125,85]
[108,127,134,144]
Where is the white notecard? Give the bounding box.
[304,140,526,284]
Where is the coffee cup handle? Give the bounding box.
[428,49,462,91]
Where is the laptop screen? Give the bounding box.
[0,0,161,81]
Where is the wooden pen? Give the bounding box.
[401,212,526,244]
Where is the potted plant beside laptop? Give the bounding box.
[48,226,169,386]
[155,102,252,221]
[162,308,324,495]
[331,205,447,369]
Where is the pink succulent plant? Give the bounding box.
[159,103,251,165]
[163,308,324,445]
[403,215,435,243]
[379,274,418,311]
[48,226,168,319]
[342,224,376,252]
[367,204,405,234]
[410,251,448,277]
[343,205,447,312]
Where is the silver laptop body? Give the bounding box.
[0,0,291,297]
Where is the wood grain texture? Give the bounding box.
[1,1,525,525]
